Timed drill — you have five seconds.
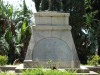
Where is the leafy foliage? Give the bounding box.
[0,0,32,64]
[0,55,8,66]
[87,55,100,66]
[84,0,100,56]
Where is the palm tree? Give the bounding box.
[0,0,32,64]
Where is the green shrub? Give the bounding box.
[0,72,7,75]
[87,55,100,66]
[22,69,76,75]
[0,55,8,66]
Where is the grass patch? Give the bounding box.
[0,68,87,75]
[0,72,16,75]
[22,69,77,75]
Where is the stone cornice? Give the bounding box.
[33,25,72,31]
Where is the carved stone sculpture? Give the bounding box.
[33,0,70,12]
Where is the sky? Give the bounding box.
[3,0,37,23]
[3,0,36,12]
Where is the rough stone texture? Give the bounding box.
[24,12,80,68]
[34,12,69,25]
[87,66,100,73]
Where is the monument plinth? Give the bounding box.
[24,12,80,68]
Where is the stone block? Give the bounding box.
[39,17,52,25]
[34,12,70,25]
[52,17,64,25]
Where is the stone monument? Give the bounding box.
[24,12,80,68]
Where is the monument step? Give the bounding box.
[0,66,16,71]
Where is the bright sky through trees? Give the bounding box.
[3,0,36,23]
[3,0,36,12]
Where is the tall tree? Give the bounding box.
[32,0,100,64]
[0,0,32,64]
[85,0,100,56]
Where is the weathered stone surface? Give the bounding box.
[34,12,69,25]
[24,12,80,68]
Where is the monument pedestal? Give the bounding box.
[24,12,80,68]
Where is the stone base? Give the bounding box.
[24,12,80,68]
[0,66,16,71]
[87,66,100,73]
[24,60,80,68]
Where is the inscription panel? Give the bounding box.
[32,38,72,62]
